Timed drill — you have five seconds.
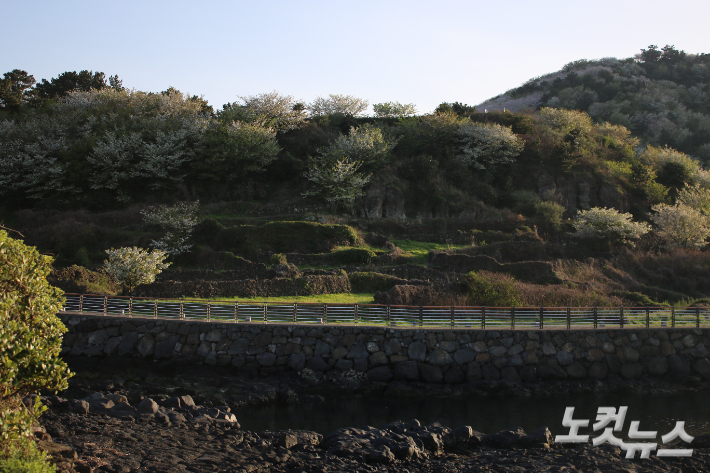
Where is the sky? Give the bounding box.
[3,0,709,114]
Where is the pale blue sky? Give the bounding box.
[3,0,709,113]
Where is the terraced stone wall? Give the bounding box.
[57,313,710,384]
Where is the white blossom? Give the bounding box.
[457,122,524,170]
[651,203,710,249]
[572,207,650,244]
[103,247,171,292]
[141,201,200,255]
[309,94,369,117]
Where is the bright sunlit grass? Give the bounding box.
[201,293,375,304]
[391,239,468,263]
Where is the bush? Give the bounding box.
[102,247,171,293]
[463,270,521,306]
[270,253,287,265]
[349,272,404,293]
[651,203,710,249]
[328,248,376,265]
[572,207,650,247]
[535,200,565,231]
[1,229,71,469]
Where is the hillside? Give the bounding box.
[478,45,710,162]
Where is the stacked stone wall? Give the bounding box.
[58,313,710,384]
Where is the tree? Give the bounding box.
[317,124,398,173]
[309,94,369,117]
[141,201,200,255]
[219,91,307,132]
[373,102,417,118]
[651,203,710,249]
[1,229,71,468]
[434,102,477,117]
[33,70,119,101]
[676,183,710,215]
[572,207,650,246]
[0,70,36,112]
[303,158,371,210]
[539,107,593,134]
[456,122,524,170]
[102,247,170,293]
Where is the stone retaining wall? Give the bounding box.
[57,313,710,384]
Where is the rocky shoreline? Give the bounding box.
[27,356,710,472]
[35,390,710,473]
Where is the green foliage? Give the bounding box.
[373,102,417,118]
[534,200,565,231]
[270,253,287,265]
[328,248,375,265]
[463,271,521,307]
[102,247,170,292]
[572,207,651,247]
[303,158,371,210]
[0,433,54,473]
[0,70,36,112]
[0,230,71,469]
[348,272,403,293]
[196,219,360,256]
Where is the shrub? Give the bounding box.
[462,270,522,306]
[329,248,376,265]
[102,247,171,292]
[270,253,287,265]
[572,207,650,246]
[0,229,71,469]
[651,203,710,249]
[349,272,404,293]
[535,200,565,231]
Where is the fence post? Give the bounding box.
[511,307,515,330]
[566,307,571,330]
[539,307,543,329]
[79,294,83,313]
[697,306,700,328]
[419,306,423,328]
[620,306,624,329]
[129,297,132,318]
[322,303,327,324]
[671,307,675,327]
[180,298,184,320]
[450,306,455,329]
[154,299,158,319]
[646,306,650,328]
[593,306,598,329]
[264,303,268,324]
[103,295,107,316]
[293,303,297,323]
[235,302,239,323]
[206,302,210,322]
[386,305,390,327]
[354,304,358,325]
[482,307,486,329]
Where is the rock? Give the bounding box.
[428,349,453,367]
[394,361,419,381]
[483,428,527,448]
[489,346,507,358]
[69,399,90,415]
[693,358,710,380]
[369,351,388,366]
[288,353,306,371]
[444,367,465,384]
[668,354,691,375]
[118,331,139,355]
[137,398,159,415]
[538,365,567,380]
[565,362,586,379]
[154,335,180,360]
[347,343,369,359]
[257,352,277,366]
[519,365,537,383]
[520,427,554,448]
[419,364,443,383]
[277,433,298,449]
[336,359,354,371]
[38,441,77,460]
[438,341,459,353]
[407,341,427,362]
[501,367,521,382]
[108,402,137,418]
[88,398,114,413]
[306,356,330,372]
[368,366,393,382]
[645,357,668,375]
[621,363,643,379]
[588,362,608,380]
[466,362,482,381]
[556,350,574,366]
[136,333,155,357]
[481,364,500,380]
[453,348,476,365]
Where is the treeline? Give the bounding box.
[2,52,709,225]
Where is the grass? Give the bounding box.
[391,239,468,263]
[201,293,375,304]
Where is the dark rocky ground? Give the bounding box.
[32,356,710,473]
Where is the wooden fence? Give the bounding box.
[60,293,710,330]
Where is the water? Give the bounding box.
[234,392,710,439]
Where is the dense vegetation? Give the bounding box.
[4,45,710,307]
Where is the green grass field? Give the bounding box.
[391,239,468,263]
